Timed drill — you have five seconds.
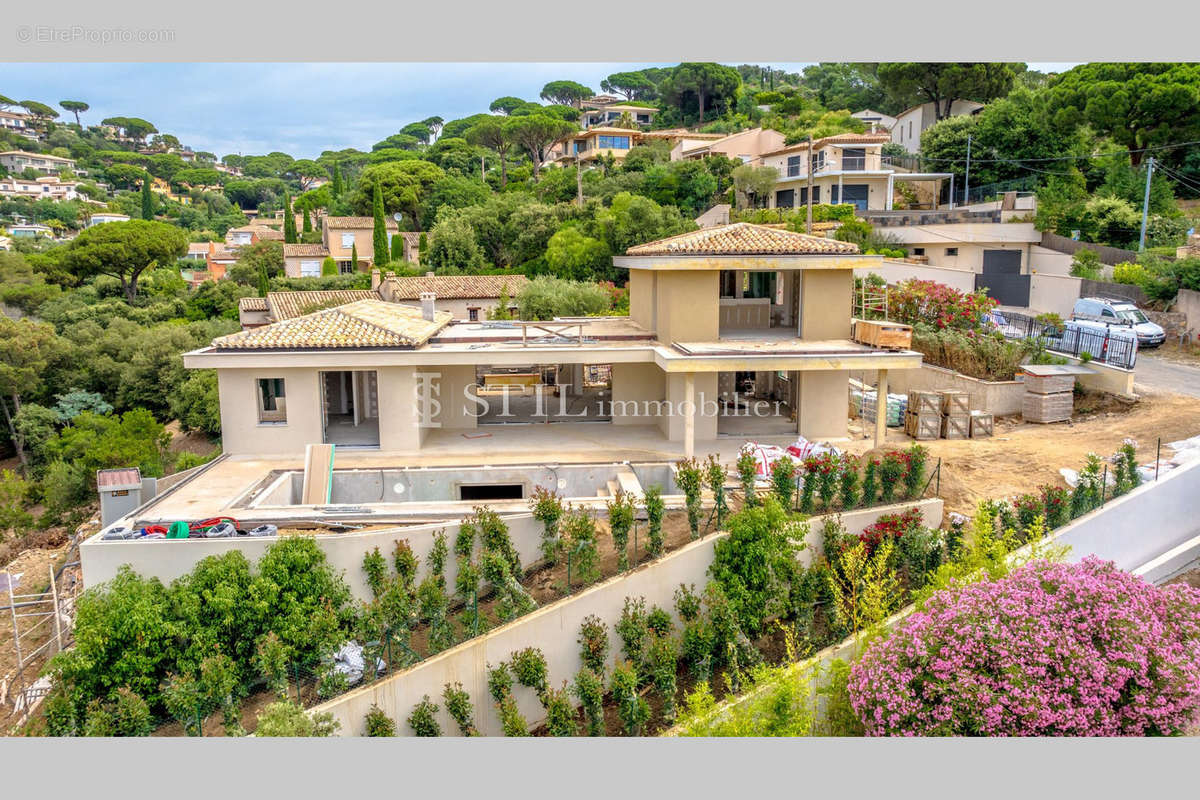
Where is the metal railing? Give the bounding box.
[991,310,1138,370]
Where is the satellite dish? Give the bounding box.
[392,212,403,222]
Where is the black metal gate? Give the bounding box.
[976,249,1030,307]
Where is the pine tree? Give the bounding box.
[371,183,389,268]
[331,163,343,198]
[141,174,154,220]
[283,194,297,243]
[351,241,359,273]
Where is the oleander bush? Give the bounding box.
[848,558,1200,736]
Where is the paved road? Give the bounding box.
[1134,353,1200,397]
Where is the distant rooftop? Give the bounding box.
[624,222,860,257]
[213,299,451,350]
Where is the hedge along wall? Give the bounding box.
[80,514,547,603]
[309,498,943,736]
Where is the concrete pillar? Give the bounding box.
[683,372,695,459]
[886,173,894,211]
[875,368,888,448]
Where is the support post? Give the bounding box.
[7,571,22,673]
[886,172,894,211]
[874,369,888,448]
[49,565,62,654]
[964,134,972,205]
[805,134,814,235]
[683,372,696,459]
[1139,157,1154,251]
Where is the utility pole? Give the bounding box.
[963,134,972,207]
[576,156,583,207]
[1139,156,1155,251]
[480,155,485,182]
[805,133,814,235]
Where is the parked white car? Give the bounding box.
[1042,318,1139,368]
[1071,297,1165,348]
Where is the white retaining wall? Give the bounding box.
[309,498,943,736]
[80,514,547,602]
[1048,458,1200,575]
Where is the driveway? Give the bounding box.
[1134,353,1200,398]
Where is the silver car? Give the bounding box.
[1071,297,1165,348]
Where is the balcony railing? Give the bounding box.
[841,156,867,171]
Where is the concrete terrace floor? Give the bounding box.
[135,423,809,524]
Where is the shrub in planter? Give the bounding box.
[646,605,673,637]
[407,696,441,737]
[837,453,860,509]
[543,682,579,736]
[578,614,610,674]
[616,596,650,677]
[607,488,636,571]
[849,558,1200,736]
[895,524,943,587]
[1040,485,1070,529]
[365,704,397,736]
[474,506,522,577]
[770,457,796,509]
[902,444,928,499]
[736,451,759,507]
[644,484,665,557]
[857,507,924,555]
[498,695,528,736]
[861,458,878,507]
[392,540,419,590]
[674,583,701,622]
[481,550,537,622]
[647,632,679,723]
[255,701,339,737]
[510,646,549,698]
[798,456,818,513]
[362,547,388,599]
[878,451,907,504]
[529,486,565,564]
[705,455,728,528]
[1113,440,1141,496]
[1070,453,1104,517]
[487,661,514,703]
[573,667,606,736]
[562,508,600,585]
[680,616,715,683]
[443,682,477,736]
[611,660,649,736]
[1011,492,1044,532]
[813,453,838,510]
[675,457,704,538]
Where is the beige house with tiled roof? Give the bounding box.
[186,222,920,455]
[378,272,527,321]
[760,133,952,212]
[670,127,786,165]
[281,217,423,278]
[545,127,645,166]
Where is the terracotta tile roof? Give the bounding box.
[762,132,892,157]
[213,299,451,350]
[266,290,379,320]
[379,273,528,300]
[624,222,860,256]
[238,296,268,312]
[282,243,330,258]
[323,216,399,230]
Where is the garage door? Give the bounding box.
[775,189,795,208]
[832,184,869,210]
[976,249,1029,306]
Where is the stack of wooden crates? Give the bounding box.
[905,390,993,440]
[1021,370,1074,423]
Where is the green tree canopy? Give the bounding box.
[59,100,90,126]
[60,220,188,301]
[601,71,657,101]
[505,114,576,179]
[465,117,517,187]
[660,63,742,123]
[876,63,1017,120]
[350,160,445,230]
[1042,63,1200,165]
[539,80,593,108]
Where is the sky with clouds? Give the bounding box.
[3,63,1078,159]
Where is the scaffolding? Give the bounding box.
[2,561,80,726]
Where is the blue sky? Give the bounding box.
[3,63,1078,159]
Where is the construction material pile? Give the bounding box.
[905,390,992,440]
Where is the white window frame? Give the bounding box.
[341,232,355,249]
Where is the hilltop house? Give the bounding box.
[281,216,421,277]
[546,127,645,166]
[86,212,131,227]
[581,103,658,129]
[0,150,78,176]
[760,133,951,212]
[0,174,81,201]
[890,100,985,152]
[185,223,919,457]
[670,127,786,164]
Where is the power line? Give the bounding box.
[909,139,1200,165]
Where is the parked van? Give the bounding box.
[1071,297,1165,348]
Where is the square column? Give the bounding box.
[683,372,695,459]
[875,368,888,448]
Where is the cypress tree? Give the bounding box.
[141,174,154,220]
[283,194,298,243]
[331,163,343,198]
[391,231,405,263]
[371,183,389,267]
[302,208,312,234]
[351,241,359,273]
[418,232,428,264]
[257,263,270,297]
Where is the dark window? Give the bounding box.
[459,484,524,501]
[799,186,820,205]
[913,247,925,256]
[468,307,480,321]
[775,189,795,208]
[786,155,803,178]
[945,247,959,256]
[841,148,866,170]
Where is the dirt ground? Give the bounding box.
[165,421,221,461]
[847,389,1200,519]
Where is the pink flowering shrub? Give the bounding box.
[848,558,1200,736]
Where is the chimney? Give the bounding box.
[420,291,436,322]
[370,267,381,291]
